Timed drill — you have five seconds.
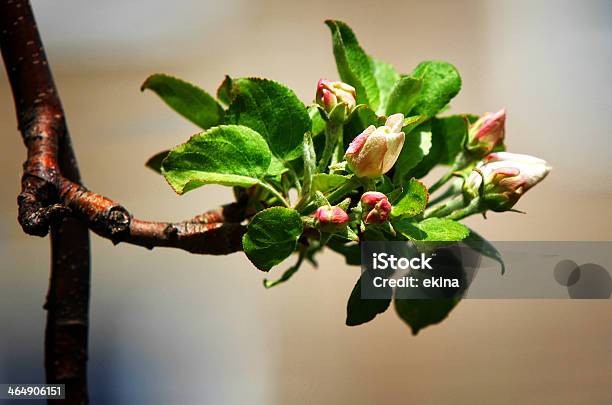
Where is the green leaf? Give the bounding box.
[242,207,304,271]
[346,277,391,326]
[408,121,444,179]
[409,61,461,117]
[464,229,505,274]
[216,75,232,105]
[370,57,401,114]
[393,123,432,183]
[141,73,224,129]
[226,77,311,161]
[325,20,380,110]
[311,173,350,194]
[402,115,429,134]
[408,218,470,242]
[263,251,305,288]
[308,105,326,137]
[162,125,271,193]
[145,150,169,174]
[395,297,460,335]
[433,115,469,165]
[266,155,288,177]
[385,76,423,116]
[327,240,361,266]
[391,178,429,218]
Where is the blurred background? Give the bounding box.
[1,0,611,403]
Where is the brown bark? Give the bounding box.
[1,1,246,403]
[1,1,90,403]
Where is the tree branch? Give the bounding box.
[1,1,91,403]
[1,1,246,404]
[1,0,247,254]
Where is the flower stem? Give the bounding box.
[428,179,462,206]
[444,198,482,221]
[429,169,455,194]
[423,194,467,219]
[260,181,290,207]
[318,121,343,172]
[286,165,302,194]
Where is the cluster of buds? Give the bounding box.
[345,114,406,178]
[360,192,392,224]
[466,109,506,157]
[464,152,551,212]
[316,79,356,120]
[314,205,349,232]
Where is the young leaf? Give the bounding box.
[161,125,271,193]
[346,277,391,326]
[145,150,169,174]
[407,121,444,179]
[226,77,311,161]
[433,115,469,165]
[394,297,460,335]
[325,20,381,110]
[391,178,429,218]
[311,173,350,194]
[409,61,462,118]
[266,155,288,177]
[242,207,304,271]
[216,75,232,105]
[369,57,401,114]
[393,123,432,183]
[141,74,224,129]
[407,218,470,242]
[384,76,423,116]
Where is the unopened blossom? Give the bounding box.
[345,114,405,178]
[316,79,356,114]
[314,205,349,232]
[466,109,506,156]
[464,152,551,211]
[360,191,392,224]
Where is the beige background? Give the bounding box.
[1,0,611,403]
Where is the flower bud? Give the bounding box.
[464,152,551,211]
[316,79,357,114]
[360,192,392,224]
[314,205,349,232]
[467,109,506,156]
[345,114,405,178]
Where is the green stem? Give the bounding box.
[260,181,290,207]
[423,194,467,219]
[318,122,343,172]
[428,179,462,206]
[444,198,482,221]
[287,165,302,194]
[428,169,455,194]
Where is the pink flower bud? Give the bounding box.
[464,152,551,211]
[360,192,392,224]
[316,79,357,113]
[314,205,349,232]
[467,109,506,156]
[345,114,405,178]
